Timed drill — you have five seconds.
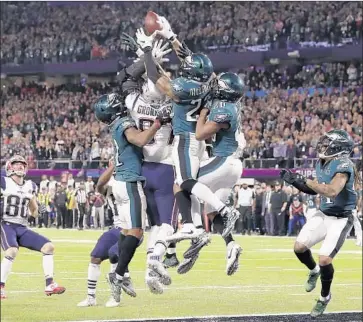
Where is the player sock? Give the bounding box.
[212,214,234,245]
[152,224,174,258]
[1,256,14,285]
[175,190,193,224]
[87,263,101,297]
[294,249,317,270]
[191,195,202,228]
[181,180,225,213]
[110,263,117,273]
[42,254,54,285]
[320,263,334,298]
[167,243,176,256]
[115,235,140,278]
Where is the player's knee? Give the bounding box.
[128,228,144,239]
[5,247,18,259]
[318,255,332,266]
[90,256,102,265]
[293,241,307,253]
[41,242,54,255]
[180,179,197,193]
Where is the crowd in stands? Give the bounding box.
[1,1,362,65]
[1,61,362,170]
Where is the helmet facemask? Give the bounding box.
[6,157,28,177]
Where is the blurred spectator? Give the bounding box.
[1,2,362,65]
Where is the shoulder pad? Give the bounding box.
[125,92,140,111]
[115,116,137,133]
[209,107,233,123]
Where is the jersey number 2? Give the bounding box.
[186,99,202,122]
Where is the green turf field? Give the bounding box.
[0,229,361,322]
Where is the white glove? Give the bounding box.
[136,28,155,50]
[152,39,172,64]
[155,16,176,40]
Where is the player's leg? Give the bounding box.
[163,203,180,268]
[77,228,121,307]
[172,136,237,239]
[18,226,65,296]
[178,158,243,274]
[0,222,19,299]
[310,214,354,317]
[147,164,176,285]
[294,210,327,293]
[107,181,146,302]
[352,209,362,246]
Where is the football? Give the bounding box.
[144,11,162,35]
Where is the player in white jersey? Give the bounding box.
[1,155,65,299]
[126,76,179,293]
[77,161,143,307]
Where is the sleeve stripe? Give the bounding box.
[132,94,141,111]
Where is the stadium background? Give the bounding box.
[0,2,362,322]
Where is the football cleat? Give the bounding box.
[148,258,172,286]
[356,239,362,247]
[1,285,6,299]
[310,294,331,317]
[145,271,164,295]
[165,227,205,243]
[163,253,180,268]
[106,273,122,303]
[121,276,137,298]
[183,232,211,259]
[305,271,321,292]
[226,242,242,276]
[105,297,120,308]
[221,208,240,238]
[77,296,97,307]
[177,254,200,274]
[45,282,66,296]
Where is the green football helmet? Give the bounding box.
[213,72,245,102]
[93,93,125,125]
[179,53,214,83]
[316,129,354,159]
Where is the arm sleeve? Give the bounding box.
[209,108,233,124]
[118,116,137,135]
[125,93,140,111]
[125,58,146,80]
[333,159,354,179]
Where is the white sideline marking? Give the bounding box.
[7,283,362,294]
[62,311,363,322]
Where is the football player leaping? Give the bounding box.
[177,72,245,276]
[135,20,240,249]
[121,34,179,293]
[1,155,65,299]
[280,129,360,317]
[93,90,169,304]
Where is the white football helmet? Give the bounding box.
[5,155,28,177]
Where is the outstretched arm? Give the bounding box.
[306,173,348,199]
